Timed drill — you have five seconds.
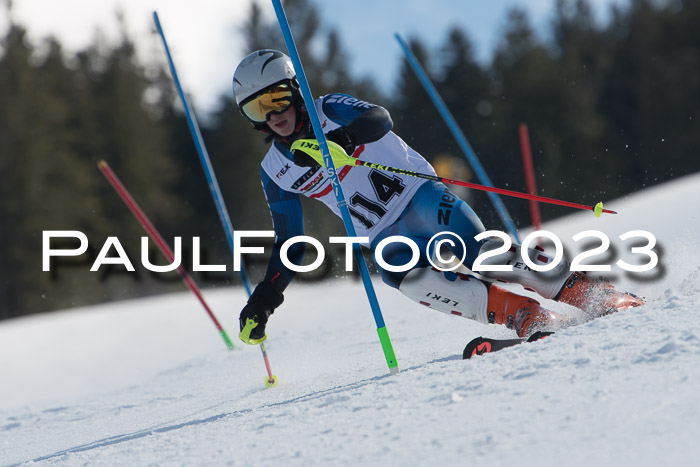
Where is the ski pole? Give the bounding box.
[395,33,521,241]
[153,11,276,387]
[357,160,615,216]
[272,0,399,375]
[97,160,235,349]
[291,139,616,217]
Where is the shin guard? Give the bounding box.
[399,267,489,323]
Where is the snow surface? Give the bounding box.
[2,173,700,466]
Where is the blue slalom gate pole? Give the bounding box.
[395,33,521,242]
[153,11,253,296]
[271,0,399,375]
[154,12,279,387]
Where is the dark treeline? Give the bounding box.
[1,0,698,319]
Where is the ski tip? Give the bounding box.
[526,331,554,342]
[97,160,107,169]
[463,337,490,359]
[462,335,532,359]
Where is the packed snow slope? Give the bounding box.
[1,173,699,467]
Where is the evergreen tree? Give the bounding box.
[602,0,700,188]
[0,15,188,318]
[437,27,490,154]
[548,0,614,204]
[0,25,100,316]
[391,39,443,159]
[487,8,566,224]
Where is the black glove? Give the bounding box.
[326,126,357,155]
[239,281,284,344]
[292,149,320,168]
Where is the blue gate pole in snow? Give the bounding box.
[154,12,278,387]
[395,33,521,243]
[271,0,399,375]
[153,11,253,297]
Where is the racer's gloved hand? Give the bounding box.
[292,148,320,168]
[325,126,356,156]
[290,139,357,169]
[239,281,284,345]
[291,127,355,168]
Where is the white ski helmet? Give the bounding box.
[233,49,297,107]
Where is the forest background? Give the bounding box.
[2,0,698,319]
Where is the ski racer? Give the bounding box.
[232,49,644,345]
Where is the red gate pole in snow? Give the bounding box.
[98,160,235,350]
[518,123,543,232]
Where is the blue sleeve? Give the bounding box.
[322,93,377,125]
[261,168,305,292]
[321,94,393,144]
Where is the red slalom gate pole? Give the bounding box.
[98,160,234,349]
[519,123,543,231]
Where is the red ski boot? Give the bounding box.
[487,285,567,338]
[556,272,645,316]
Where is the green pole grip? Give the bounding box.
[377,326,399,374]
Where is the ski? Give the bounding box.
[462,331,553,359]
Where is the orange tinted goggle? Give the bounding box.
[241,83,294,123]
